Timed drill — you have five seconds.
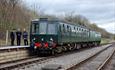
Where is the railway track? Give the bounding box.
[66,44,114,70]
[0,44,98,70]
[97,48,115,70]
[0,56,47,70]
[103,47,115,70]
[0,47,89,70]
[15,44,111,70]
[0,48,77,69]
[0,44,113,70]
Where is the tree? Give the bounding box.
[64,12,90,27]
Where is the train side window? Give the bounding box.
[60,24,63,32]
[80,28,81,31]
[79,28,81,31]
[83,28,84,31]
[63,24,65,33]
[74,27,75,30]
[69,26,71,32]
[59,25,61,32]
[75,27,77,33]
[65,25,67,33]
[67,25,69,31]
[81,28,83,31]
[77,27,78,31]
[81,28,83,32]
[74,27,76,33]
[77,27,79,31]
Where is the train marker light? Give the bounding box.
[35,42,41,47]
[44,43,48,48]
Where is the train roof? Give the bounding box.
[31,18,101,34]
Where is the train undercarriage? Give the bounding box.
[29,41,101,56]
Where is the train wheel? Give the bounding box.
[55,47,62,54]
[97,42,100,46]
[62,46,67,52]
[76,44,81,49]
[51,50,55,55]
[74,43,77,50]
[68,44,74,51]
[68,47,72,51]
[71,43,75,50]
[95,43,98,46]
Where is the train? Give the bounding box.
[29,18,101,55]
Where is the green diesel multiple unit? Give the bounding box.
[30,18,101,55]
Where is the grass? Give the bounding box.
[101,38,113,45]
[0,39,6,46]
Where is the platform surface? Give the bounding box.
[0,46,29,50]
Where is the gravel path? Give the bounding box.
[13,44,111,70]
[75,45,115,70]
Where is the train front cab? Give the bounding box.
[30,19,58,55]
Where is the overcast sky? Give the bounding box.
[22,0,115,34]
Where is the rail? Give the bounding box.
[66,44,112,70]
[97,47,115,70]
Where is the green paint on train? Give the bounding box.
[29,18,101,55]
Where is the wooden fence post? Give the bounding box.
[6,30,8,46]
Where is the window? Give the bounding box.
[59,25,61,32]
[47,23,57,34]
[74,27,75,30]
[31,22,39,33]
[67,25,69,32]
[65,25,67,32]
[31,21,57,34]
[39,22,47,34]
[63,24,65,33]
[60,24,63,32]
[79,28,81,31]
[75,27,77,33]
[77,27,78,31]
[82,29,84,31]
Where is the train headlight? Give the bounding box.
[34,46,37,49]
[33,38,36,40]
[50,38,53,41]
[41,38,44,41]
[32,38,36,42]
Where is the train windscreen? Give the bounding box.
[39,22,47,34]
[31,21,57,34]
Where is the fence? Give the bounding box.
[0,30,9,47]
[0,30,30,47]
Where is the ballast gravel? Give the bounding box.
[14,44,111,70]
[76,46,115,70]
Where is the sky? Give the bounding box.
[22,0,115,34]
